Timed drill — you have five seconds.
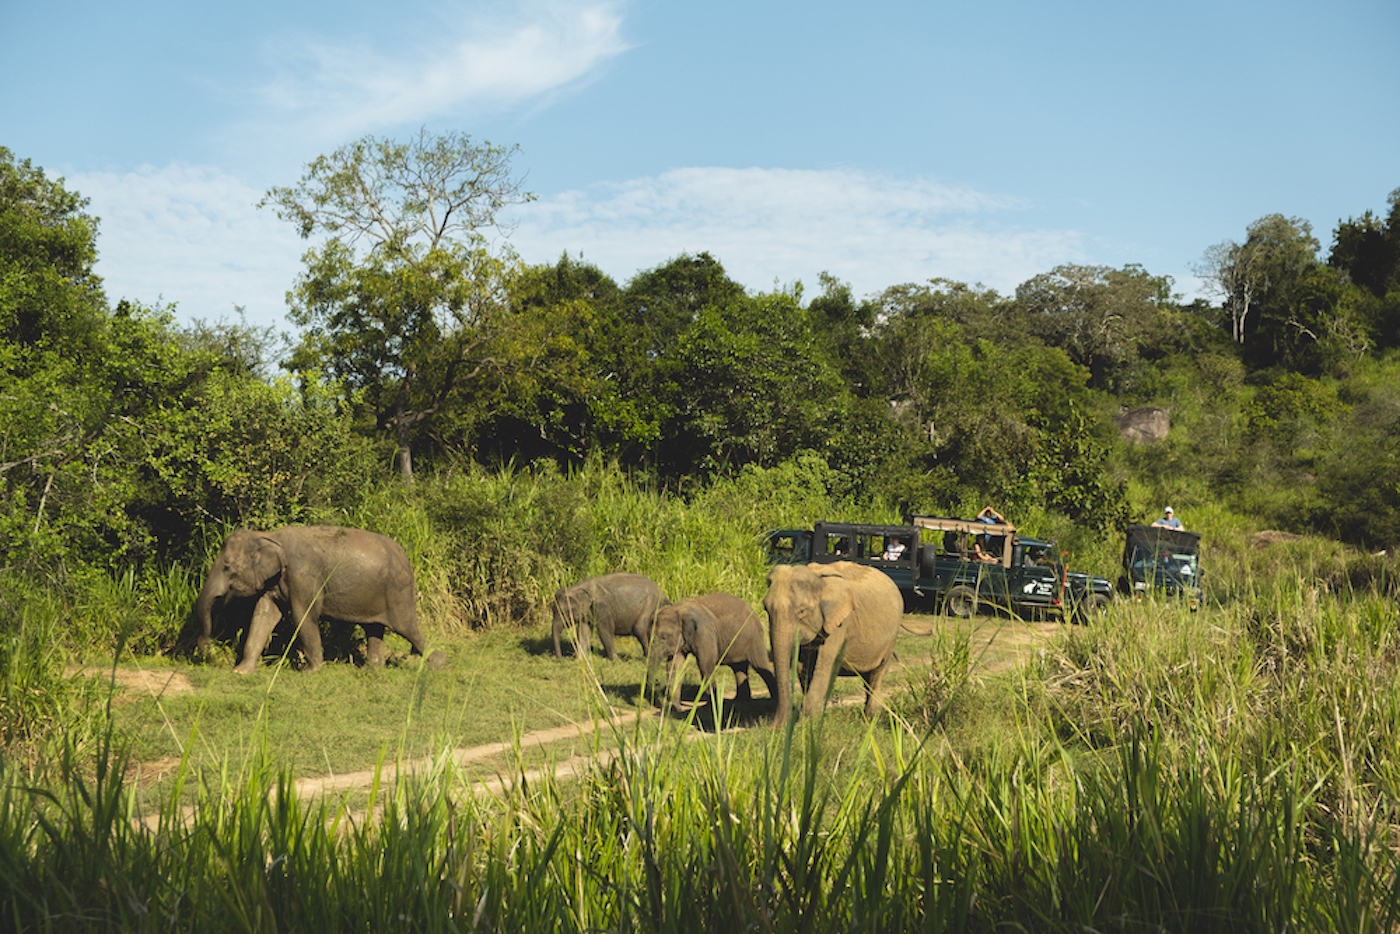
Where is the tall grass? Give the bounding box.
[3,689,1399,932]
[0,577,109,771]
[6,589,1400,931]
[9,458,1400,929]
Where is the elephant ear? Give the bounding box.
[818,579,856,636]
[250,537,286,587]
[681,607,714,654]
[684,607,720,669]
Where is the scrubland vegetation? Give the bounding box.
[4,138,1400,929]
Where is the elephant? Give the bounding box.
[551,572,668,660]
[646,592,779,710]
[764,561,903,727]
[194,525,446,674]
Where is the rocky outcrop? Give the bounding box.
[1115,407,1170,445]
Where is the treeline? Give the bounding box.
[4,139,1400,589]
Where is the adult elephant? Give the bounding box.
[195,526,446,674]
[647,592,778,710]
[552,572,668,660]
[764,562,902,727]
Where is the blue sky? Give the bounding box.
[4,0,1397,331]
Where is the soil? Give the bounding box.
[76,666,196,700]
[81,612,1059,821]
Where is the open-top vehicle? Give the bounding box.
[764,514,1114,622]
[1119,524,1203,610]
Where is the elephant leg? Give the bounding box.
[694,660,724,708]
[362,623,388,667]
[385,597,441,663]
[732,665,752,702]
[862,662,891,719]
[235,595,282,674]
[801,635,848,718]
[598,623,619,661]
[286,597,325,672]
[753,661,779,699]
[797,646,818,692]
[382,616,446,669]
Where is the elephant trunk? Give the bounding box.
[194,568,227,652]
[770,614,796,726]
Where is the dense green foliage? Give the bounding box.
[6,142,1400,588]
[6,138,1400,928]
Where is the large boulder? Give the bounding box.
[1115,407,1170,445]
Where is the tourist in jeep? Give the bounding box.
[1152,506,1183,530]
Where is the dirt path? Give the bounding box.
[94,613,1057,826]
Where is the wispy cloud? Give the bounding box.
[73,164,304,328]
[253,1,630,145]
[72,162,1085,335]
[507,167,1084,297]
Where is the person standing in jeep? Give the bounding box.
[1152,506,1183,529]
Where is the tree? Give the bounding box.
[467,254,661,464]
[1014,264,1172,389]
[262,129,533,483]
[654,290,849,478]
[870,279,1018,344]
[1194,214,1319,348]
[1330,188,1400,351]
[807,271,878,388]
[1330,188,1400,301]
[622,252,746,359]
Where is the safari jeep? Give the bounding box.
[1119,524,1203,610]
[764,515,1113,622]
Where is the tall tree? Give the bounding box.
[622,252,746,359]
[654,290,848,478]
[262,129,533,482]
[466,254,661,464]
[1330,188,1400,350]
[1330,188,1400,301]
[1194,214,1319,348]
[808,271,878,389]
[1014,263,1171,389]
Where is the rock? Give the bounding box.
[1251,530,1303,549]
[1115,407,1170,445]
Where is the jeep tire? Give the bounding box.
[946,585,978,619]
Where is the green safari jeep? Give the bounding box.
[764,514,1113,622]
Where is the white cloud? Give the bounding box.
[507,167,1085,297]
[253,1,630,145]
[70,163,1086,340]
[73,164,304,330]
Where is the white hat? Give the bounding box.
[1165,506,1174,514]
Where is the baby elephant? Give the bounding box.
[552,572,668,660]
[648,592,779,709]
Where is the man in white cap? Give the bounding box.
[1152,506,1183,530]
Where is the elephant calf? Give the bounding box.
[195,525,446,673]
[764,562,902,726]
[552,572,668,660]
[648,592,778,710]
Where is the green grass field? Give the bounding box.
[9,581,1400,932]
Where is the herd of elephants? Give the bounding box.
[194,525,905,726]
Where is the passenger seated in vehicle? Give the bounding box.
[943,530,966,559]
[882,537,907,560]
[970,538,998,562]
